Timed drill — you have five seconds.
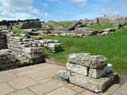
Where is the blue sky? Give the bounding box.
[0,0,127,21]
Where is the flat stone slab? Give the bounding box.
[0,83,14,95]
[60,70,119,93]
[29,81,63,95]
[8,89,35,95]
[66,62,88,76]
[0,62,126,95]
[8,76,38,90]
[68,53,108,69]
[45,87,77,95]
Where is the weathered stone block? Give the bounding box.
[0,49,17,70]
[0,32,7,49]
[68,53,108,69]
[68,53,90,64]
[59,70,71,82]
[89,64,112,78]
[69,72,118,93]
[66,62,88,76]
[39,39,62,52]
[59,70,119,93]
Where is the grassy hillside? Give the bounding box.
[44,28,127,73]
[58,21,76,28]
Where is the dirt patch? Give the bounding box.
[46,58,66,67]
[119,74,127,85]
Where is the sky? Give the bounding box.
[0,0,127,21]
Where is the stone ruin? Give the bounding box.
[0,32,7,49]
[38,39,62,53]
[0,19,42,30]
[38,20,127,38]
[59,53,119,93]
[21,31,63,53]
[0,32,45,71]
[0,29,63,70]
[96,16,127,24]
[63,21,127,37]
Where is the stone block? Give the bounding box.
[70,73,119,93]
[66,62,88,76]
[59,70,71,82]
[68,53,90,64]
[89,64,112,78]
[0,32,7,49]
[59,70,119,93]
[0,49,17,70]
[68,53,108,69]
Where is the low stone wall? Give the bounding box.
[20,21,41,29]
[97,16,127,24]
[20,31,63,52]
[0,49,16,70]
[0,32,7,49]
[39,23,126,38]
[59,53,119,93]
[38,39,62,52]
[7,34,45,65]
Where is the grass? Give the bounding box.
[58,21,76,28]
[12,29,24,35]
[44,28,127,73]
[41,21,75,29]
[88,23,114,30]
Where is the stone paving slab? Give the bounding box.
[29,80,63,95]
[8,89,35,95]
[8,76,38,90]
[0,63,127,95]
[0,71,17,83]
[45,87,77,95]
[0,83,14,95]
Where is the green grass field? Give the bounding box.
[88,23,114,30]
[44,28,127,73]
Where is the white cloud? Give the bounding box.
[0,0,46,20]
[46,0,87,6]
[44,12,48,17]
[95,0,127,17]
[71,0,87,6]
[42,2,48,7]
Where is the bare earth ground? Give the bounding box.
[0,60,127,95]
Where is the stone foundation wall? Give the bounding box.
[96,16,127,24]
[0,32,7,49]
[20,21,41,29]
[0,49,16,70]
[7,34,45,65]
[0,33,45,71]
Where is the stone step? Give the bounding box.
[59,70,119,93]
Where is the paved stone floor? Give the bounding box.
[0,63,127,95]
